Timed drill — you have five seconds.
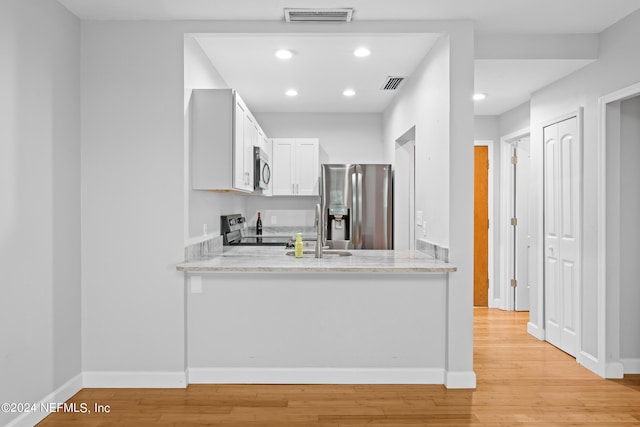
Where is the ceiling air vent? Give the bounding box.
[284,8,353,23]
[381,76,406,91]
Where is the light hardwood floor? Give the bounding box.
[38,308,640,426]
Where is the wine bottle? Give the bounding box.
[256,212,263,243]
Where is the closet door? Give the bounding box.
[544,116,580,357]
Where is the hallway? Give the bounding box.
[38,309,640,426]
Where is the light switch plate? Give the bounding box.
[416,211,423,225]
[190,275,202,294]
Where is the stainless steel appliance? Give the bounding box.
[221,214,285,246]
[321,164,393,249]
[254,147,271,191]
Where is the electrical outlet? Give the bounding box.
[270,215,277,225]
[190,276,202,294]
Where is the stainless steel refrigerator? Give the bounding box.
[321,164,393,250]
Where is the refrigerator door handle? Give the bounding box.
[356,171,363,248]
[351,172,357,248]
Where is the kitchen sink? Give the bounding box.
[285,250,352,257]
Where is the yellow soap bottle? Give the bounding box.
[294,233,303,258]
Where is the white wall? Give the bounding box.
[383,25,476,386]
[184,36,247,239]
[474,115,499,141]
[81,22,186,381]
[384,36,451,248]
[499,101,530,137]
[0,0,81,424]
[529,9,640,364]
[619,95,640,363]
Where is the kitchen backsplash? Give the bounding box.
[246,225,316,237]
[246,209,316,229]
[416,238,449,262]
[184,234,223,261]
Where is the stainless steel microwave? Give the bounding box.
[254,146,271,190]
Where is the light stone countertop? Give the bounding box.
[176,246,457,273]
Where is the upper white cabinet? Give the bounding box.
[272,138,319,196]
[191,89,257,192]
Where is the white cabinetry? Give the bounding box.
[192,89,257,192]
[272,138,319,196]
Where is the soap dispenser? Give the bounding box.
[294,233,303,258]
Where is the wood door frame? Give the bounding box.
[474,140,494,308]
[597,82,640,378]
[498,129,530,311]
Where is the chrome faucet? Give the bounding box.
[314,203,323,258]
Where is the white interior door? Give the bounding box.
[514,137,531,310]
[544,116,580,357]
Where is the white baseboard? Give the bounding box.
[188,367,445,385]
[444,370,476,389]
[527,322,544,340]
[621,358,640,374]
[605,362,624,378]
[4,374,83,427]
[578,350,605,377]
[83,371,187,388]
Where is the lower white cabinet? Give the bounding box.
[272,138,319,196]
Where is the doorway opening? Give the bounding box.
[395,127,416,250]
[474,145,489,306]
[597,84,640,377]
[473,140,495,307]
[499,130,531,311]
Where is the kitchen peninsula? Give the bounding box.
[177,244,470,388]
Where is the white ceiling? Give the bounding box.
[195,34,440,113]
[56,0,640,116]
[56,0,640,34]
[473,59,595,115]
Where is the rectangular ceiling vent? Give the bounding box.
[284,8,353,23]
[381,76,406,91]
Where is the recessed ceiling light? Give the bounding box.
[343,89,356,97]
[353,48,370,57]
[275,49,294,60]
[473,93,487,101]
[285,89,298,97]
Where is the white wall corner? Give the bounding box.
[443,370,476,389]
[82,371,187,388]
[4,374,83,427]
[188,368,445,385]
[527,321,544,340]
